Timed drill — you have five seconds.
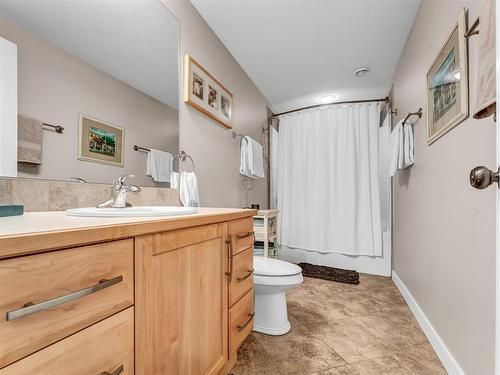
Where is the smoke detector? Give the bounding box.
[354,67,369,78]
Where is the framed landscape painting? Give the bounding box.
[426,7,469,145]
[183,54,233,129]
[78,114,124,167]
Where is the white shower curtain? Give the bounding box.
[277,103,382,256]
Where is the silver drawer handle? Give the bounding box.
[236,231,255,240]
[225,239,233,282]
[99,364,124,375]
[6,275,123,321]
[237,312,255,332]
[236,269,254,283]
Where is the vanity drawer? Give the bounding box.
[229,288,254,355]
[229,246,253,307]
[0,307,134,375]
[0,239,134,368]
[229,217,254,256]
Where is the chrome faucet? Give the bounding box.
[97,175,141,208]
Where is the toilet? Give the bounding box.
[253,256,303,335]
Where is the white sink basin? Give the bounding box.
[66,206,198,218]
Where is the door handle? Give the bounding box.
[470,166,499,189]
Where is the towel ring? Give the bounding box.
[241,177,255,208]
[171,151,195,173]
[180,151,195,172]
[170,154,180,173]
[241,177,254,191]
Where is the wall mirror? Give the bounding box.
[0,0,179,187]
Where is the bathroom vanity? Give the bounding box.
[0,208,256,375]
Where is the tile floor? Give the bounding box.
[232,274,446,375]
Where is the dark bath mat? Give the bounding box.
[298,262,360,285]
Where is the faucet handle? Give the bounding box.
[112,174,135,189]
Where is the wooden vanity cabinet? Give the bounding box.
[0,210,255,375]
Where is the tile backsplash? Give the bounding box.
[0,178,181,212]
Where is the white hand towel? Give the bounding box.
[245,136,265,178]
[239,138,251,177]
[179,171,199,207]
[389,119,414,177]
[397,122,404,170]
[403,122,414,167]
[146,149,172,183]
[170,171,179,189]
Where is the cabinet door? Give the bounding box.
[135,224,228,375]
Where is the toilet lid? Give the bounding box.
[253,256,302,277]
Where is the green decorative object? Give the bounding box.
[0,205,24,217]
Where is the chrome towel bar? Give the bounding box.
[133,145,151,152]
[43,122,64,134]
[402,108,423,125]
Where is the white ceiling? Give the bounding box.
[0,0,179,109]
[191,0,421,113]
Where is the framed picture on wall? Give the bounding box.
[78,114,124,167]
[425,7,469,145]
[183,54,233,129]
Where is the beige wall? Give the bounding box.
[392,1,496,373]
[0,17,179,187]
[162,0,270,208]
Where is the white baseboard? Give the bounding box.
[392,271,465,375]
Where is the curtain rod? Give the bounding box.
[272,97,389,118]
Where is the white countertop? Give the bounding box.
[0,207,253,237]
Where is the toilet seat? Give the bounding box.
[254,272,303,287]
[253,256,302,277]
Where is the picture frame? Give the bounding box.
[78,114,124,167]
[426,7,469,145]
[183,54,233,129]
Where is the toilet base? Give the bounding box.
[253,319,291,335]
[253,289,292,336]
